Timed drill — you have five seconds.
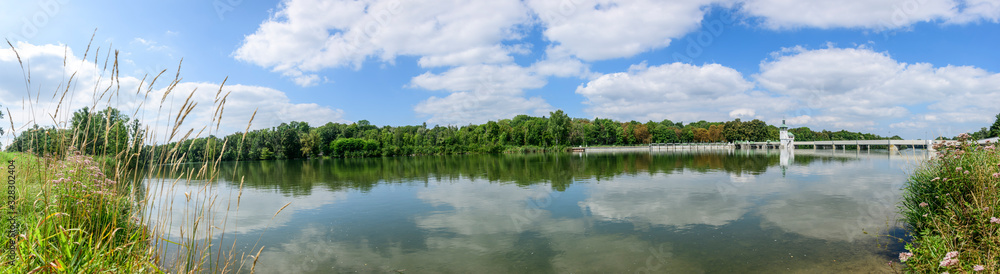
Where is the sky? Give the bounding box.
[2,0,1000,143]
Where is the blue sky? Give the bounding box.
[3,0,1000,141]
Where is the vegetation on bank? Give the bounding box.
[10,108,901,163]
[898,133,1000,272]
[0,151,154,273]
[3,38,259,272]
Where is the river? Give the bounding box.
[145,149,927,273]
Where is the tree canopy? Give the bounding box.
[6,107,897,162]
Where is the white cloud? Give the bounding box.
[756,46,903,98]
[409,64,553,125]
[756,46,1000,135]
[890,121,927,128]
[155,82,347,135]
[230,0,1000,130]
[576,62,774,122]
[416,45,514,68]
[729,108,755,119]
[526,0,719,60]
[414,92,552,126]
[530,46,595,79]
[0,42,346,146]
[410,64,546,93]
[948,0,1000,23]
[131,38,170,52]
[741,0,957,29]
[234,0,532,86]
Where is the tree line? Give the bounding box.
[7,107,907,162]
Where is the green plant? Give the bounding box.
[1,37,269,273]
[898,133,1000,272]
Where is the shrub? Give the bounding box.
[899,134,1000,272]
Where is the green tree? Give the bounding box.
[990,112,1000,138]
[69,107,142,158]
[547,110,570,145]
[276,123,302,159]
[301,130,320,157]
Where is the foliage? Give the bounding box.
[330,138,380,158]
[112,112,893,162]
[6,107,896,164]
[0,151,153,273]
[3,39,259,272]
[70,107,146,159]
[990,112,1000,138]
[7,107,148,168]
[898,134,1000,272]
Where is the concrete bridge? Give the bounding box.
[792,140,933,151]
[572,143,734,153]
[569,137,997,153]
[737,138,996,151]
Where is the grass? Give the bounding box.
[898,133,1000,272]
[1,36,269,272]
[0,151,154,273]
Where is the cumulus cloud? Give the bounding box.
[410,64,552,125]
[526,0,720,61]
[756,46,1000,135]
[949,0,1000,23]
[572,45,1000,136]
[230,0,1000,130]
[410,64,546,93]
[233,0,532,86]
[576,62,778,122]
[235,0,1000,82]
[0,42,345,146]
[729,108,756,119]
[741,0,957,29]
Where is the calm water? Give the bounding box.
[146,149,929,273]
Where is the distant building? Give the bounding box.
[779,119,794,149]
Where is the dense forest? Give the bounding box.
[7,107,906,162]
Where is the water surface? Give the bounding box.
[147,149,927,273]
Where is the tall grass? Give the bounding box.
[1,35,268,272]
[898,133,1000,272]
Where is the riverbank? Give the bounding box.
[899,134,999,272]
[0,151,155,272]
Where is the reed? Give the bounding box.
[1,35,270,273]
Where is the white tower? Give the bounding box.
[779,119,794,149]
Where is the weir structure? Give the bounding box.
[570,120,996,153]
